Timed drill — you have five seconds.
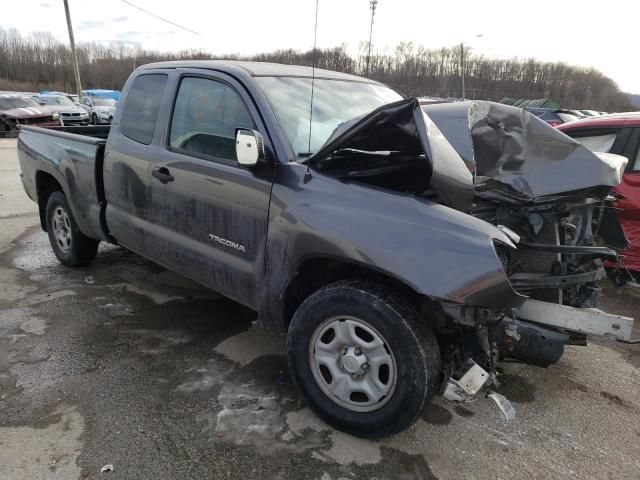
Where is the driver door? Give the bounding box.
[149,72,274,308]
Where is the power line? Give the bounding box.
[119,0,201,36]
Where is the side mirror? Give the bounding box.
[235,129,265,167]
[39,101,46,106]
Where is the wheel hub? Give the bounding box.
[309,316,397,412]
[341,346,367,375]
[52,207,72,253]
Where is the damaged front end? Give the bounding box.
[308,98,633,413]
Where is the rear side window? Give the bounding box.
[573,133,617,153]
[169,77,255,162]
[120,74,167,145]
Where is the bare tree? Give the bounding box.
[0,27,631,111]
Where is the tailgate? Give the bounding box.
[17,125,108,241]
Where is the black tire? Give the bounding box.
[287,280,441,438]
[91,113,98,125]
[45,191,99,266]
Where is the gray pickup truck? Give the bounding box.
[17,61,634,438]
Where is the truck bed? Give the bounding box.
[17,125,111,242]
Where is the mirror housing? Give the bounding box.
[235,129,265,167]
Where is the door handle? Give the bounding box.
[152,167,174,184]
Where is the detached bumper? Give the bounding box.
[515,299,634,341]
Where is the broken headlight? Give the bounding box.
[493,240,513,274]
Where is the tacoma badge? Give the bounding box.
[208,234,246,253]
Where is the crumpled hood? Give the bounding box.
[309,98,627,211]
[309,98,474,210]
[423,101,627,203]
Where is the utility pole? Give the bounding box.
[458,34,482,100]
[63,0,82,101]
[460,42,465,99]
[366,0,378,77]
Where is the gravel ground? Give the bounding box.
[1,138,639,480]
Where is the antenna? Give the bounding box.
[305,0,319,182]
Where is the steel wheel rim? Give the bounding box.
[52,206,72,253]
[309,315,397,412]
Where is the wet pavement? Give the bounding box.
[1,138,640,479]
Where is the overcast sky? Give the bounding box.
[2,0,639,93]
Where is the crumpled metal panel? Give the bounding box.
[425,101,628,202]
[309,98,474,211]
[310,98,627,212]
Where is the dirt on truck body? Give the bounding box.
[16,61,634,438]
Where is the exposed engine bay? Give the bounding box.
[308,99,633,412]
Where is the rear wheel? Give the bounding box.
[46,191,99,266]
[287,280,441,438]
[91,113,98,125]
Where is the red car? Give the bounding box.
[559,113,640,273]
[0,94,62,131]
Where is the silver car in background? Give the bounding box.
[79,96,117,125]
[38,94,90,126]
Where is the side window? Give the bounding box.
[572,133,617,153]
[169,77,255,162]
[634,143,640,171]
[120,74,167,145]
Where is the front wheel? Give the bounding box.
[287,280,441,438]
[91,113,98,125]
[46,191,99,266]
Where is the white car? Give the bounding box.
[80,96,117,125]
[38,95,90,126]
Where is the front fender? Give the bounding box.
[259,165,524,330]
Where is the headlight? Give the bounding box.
[52,112,59,120]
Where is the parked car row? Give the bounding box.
[0,89,119,132]
[526,107,609,127]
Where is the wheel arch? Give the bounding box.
[281,256,436,331]
[35,170,64,230]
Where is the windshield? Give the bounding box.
[255,77,402,157]
[0,96,39,110]
[43,96,73,105]
[92,97,116,106]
